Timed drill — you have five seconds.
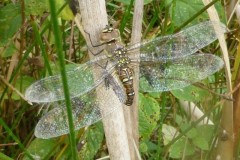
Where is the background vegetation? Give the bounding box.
[0,0,239,159]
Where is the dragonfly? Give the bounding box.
[25,21,227,138]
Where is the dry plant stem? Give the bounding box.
[7,25,24,81]
[236,4,240,23]
[68,20,75,60]
[7,53,19,81]
[233,12,240,155]
[224,0,239,20]
[107,0,144,158]
[126,0,144,148]
[0,76,31,105]
[77,0,131,159]
[233,64,240,156]
[226,0,240,24]
[202,0,234,159]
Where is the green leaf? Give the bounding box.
[1,42,17,57]
[78,123,104,160]
[24,0,49,16]
[169,137,195,158]
[139,77,153,92]
[180,123,197,139]
[171,85,210,102]
[140,140,158,153]
[148,92,161,99]
[55,0,75,20]
[139,93,160,139]
[0,3,21,45]
[192,136,209,150]
[0,152,13,160]
[190,125,214,150]
[24,0,74,20]
[166,0,208,26]
[12,76,35,100]
[175,114,187,126]
[23,138,58,160]
[139,141,148,153]
[196,125,214,142]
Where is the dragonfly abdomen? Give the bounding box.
[118,67,135,106]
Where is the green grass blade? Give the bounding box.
[31,20,53,76]
[0,118,34,160]
[0,152,13,160]
[174,0,220,32]
[119,0,134,35]
[48,0,78,159]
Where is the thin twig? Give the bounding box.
[0,75,32,105]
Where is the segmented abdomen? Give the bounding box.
[118,67,135,106]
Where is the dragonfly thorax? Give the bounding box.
[113,48,131,68]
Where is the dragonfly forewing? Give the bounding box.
[128,21,228,61]
[139,54,224,92]
[25,55,116,103]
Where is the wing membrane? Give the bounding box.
[139,54,224,92]
[129,21,227,61]
[25,56,116,103]
[34,79,127,139]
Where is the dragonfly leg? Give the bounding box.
[104,76,111,89]
[95,59,109,69]
[95,61,113,89]
[84,30,106,47]
[84,30,106,56]
[88,47,104,56]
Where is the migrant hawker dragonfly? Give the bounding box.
[25,21,227,138]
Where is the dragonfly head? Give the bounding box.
[100,25,121,45]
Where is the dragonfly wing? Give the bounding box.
[34,80,127,139]
[25,56,117,103]
[139,54,224,92]
[129,21,227,61]
[105,74,127,103]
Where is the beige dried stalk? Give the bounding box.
[75,0,142,159]
[202,0,234,159]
